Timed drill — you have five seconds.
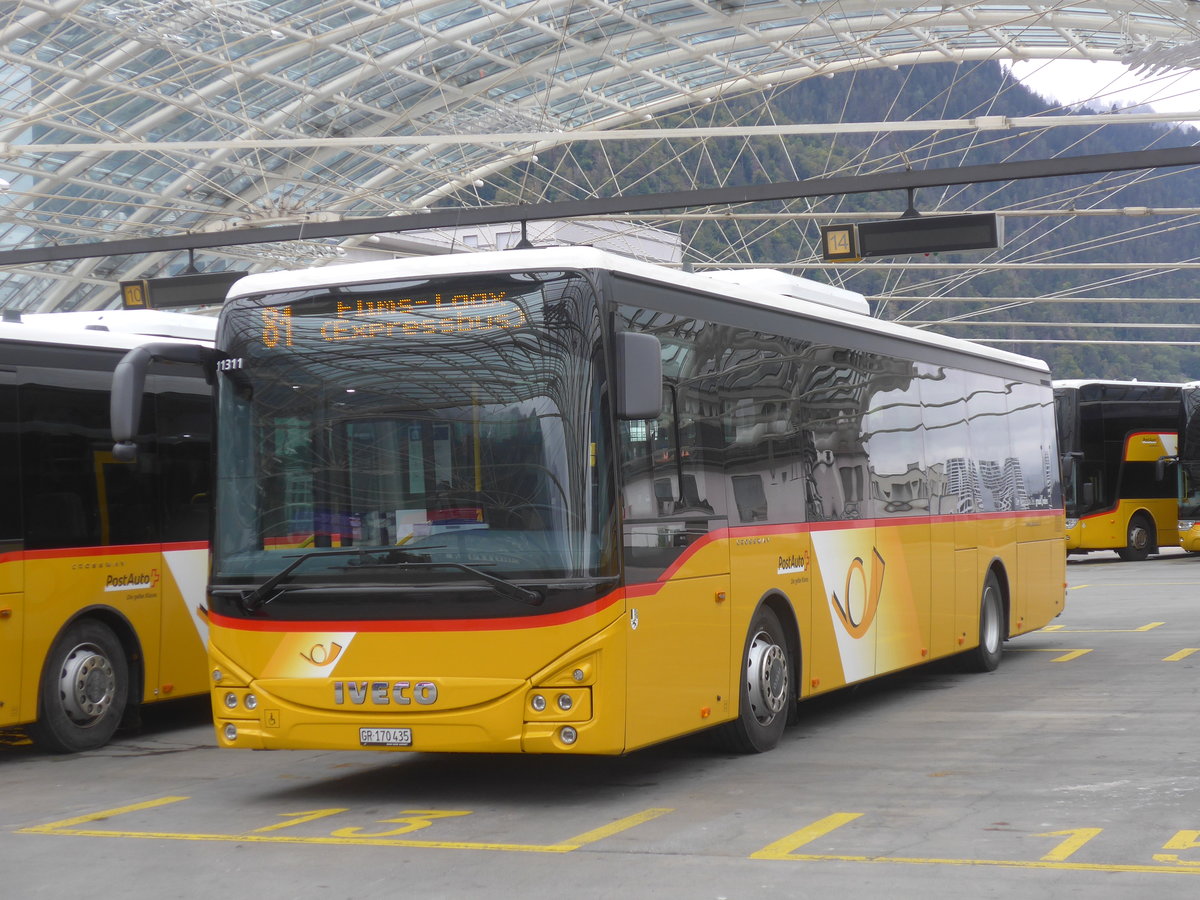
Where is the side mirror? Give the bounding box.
[615,331,662,421]
[1156,455,1177,481]
[112,342,218,460]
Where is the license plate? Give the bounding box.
[359,727,412,747]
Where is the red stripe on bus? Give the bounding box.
[209,589,626,633]
[0,541,208,565]
[206,508,1062,633]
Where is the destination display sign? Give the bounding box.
[258,288,531,349]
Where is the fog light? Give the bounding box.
[244,694,258,711]
[223,692,238,709]
[560,726,578,745]
[556,693,573,711]
[223,723,238,742]
[572,668,585,682]
[531,694,547,712]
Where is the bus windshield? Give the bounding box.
[1182,384,1200,519]
[212,270,611,592]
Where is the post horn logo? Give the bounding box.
[300,642,344,666]
[830,548,885,639]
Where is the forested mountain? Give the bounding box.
[490,61,1200,382]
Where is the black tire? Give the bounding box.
[27,619,129,753]
[1116,514,1154,561]
[961,571,1004,673]
[714,605,793,753]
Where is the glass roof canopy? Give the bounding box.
[1,0,1198,313]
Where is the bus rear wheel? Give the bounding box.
[960,571,1004,673]
[1116,514,1154,561]
[714,605,792,753]
[28,620,129,753]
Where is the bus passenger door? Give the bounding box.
[151,386,212,700]
[620,388,730,750]
[0,369,21,726]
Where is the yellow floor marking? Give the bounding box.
[1164,649,1200,662]
[19,796,190,833]
[18,796,670,854]
[252,808,347,833]
[1037,828,1103,861]
[752,850,1200,875]
[1041,622,1163,634]
[558,807,674,849]
[751,818,1200,874]
[1007,648,1092,662]
[750,813,863,860]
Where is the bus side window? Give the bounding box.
[619,387,677,520]
[156,389,212,543]
[964,374,1014,513]
[0,371,20,552]
[674,378,723,517]
[20,382,112,549]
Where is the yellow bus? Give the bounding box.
[1178,382,1200,553]
[114,249,1065,755]
[1053,380,1182,561]
[1,310,214,752]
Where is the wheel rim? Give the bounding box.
[745,630,788,724]
[981,585,1002,655]
[56,642,117,726]
[1129,522,1149,552]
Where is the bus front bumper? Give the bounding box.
[1180,520,1200,552]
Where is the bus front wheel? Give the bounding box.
[714,605,792,753]
[1116,514,1154,561]
[28,619,129,753]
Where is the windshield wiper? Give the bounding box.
[239,546,542,611]
[240,547,434,612]
[374,561,543,607]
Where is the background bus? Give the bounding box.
[1053,379,1182,560]
[114,248,1065,756]
[1179,382,1200,552]
[1,310,214,752]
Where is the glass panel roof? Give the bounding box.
[0,0,1197,311]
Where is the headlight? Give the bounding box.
[1065,518,1079,529]
[1180,520,1197,531]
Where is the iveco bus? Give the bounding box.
[113,249,1065,755]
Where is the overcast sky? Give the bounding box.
[1004,59,1200,116]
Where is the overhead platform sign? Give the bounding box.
[821,213,1002,262]
[120,270,247,310]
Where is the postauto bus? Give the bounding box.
[112,248,1066,755]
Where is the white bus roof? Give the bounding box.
[226,247,1048,375]
[0,309,216,352]
[1053,379,1183,389]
